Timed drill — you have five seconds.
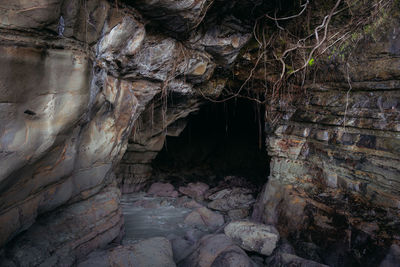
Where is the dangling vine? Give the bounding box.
[200,0,395,126]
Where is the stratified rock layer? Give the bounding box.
[0,0,253,265]
[252,11,400,261]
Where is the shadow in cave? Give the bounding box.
[121,97,271,247]
[152,98,270,190]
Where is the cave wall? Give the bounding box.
[0,0,253,265]
[253,12,400,255]
[1,0,399,265]
[117,94,204,193]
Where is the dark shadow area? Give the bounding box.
[152,98,270,188]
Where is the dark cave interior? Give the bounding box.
[151,98,270,189]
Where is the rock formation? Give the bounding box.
[0,0,399,266]
[0,0,252,265]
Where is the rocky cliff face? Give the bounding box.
[0,0,399,266]
[0,0,252,265]
[252,12,400,264]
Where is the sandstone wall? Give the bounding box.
[0,0,252,265]
[253,12,400,255]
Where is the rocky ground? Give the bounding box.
[76,176,400,267]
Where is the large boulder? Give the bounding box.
[179,182,210,200]
[184,207,224,229]
[224,221,279,256]
[78,237,176,267]
[147,182,179,197]
[178,234,256,267]
[208,188,255,211]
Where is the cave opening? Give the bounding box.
[151,98,269,189]
[121,97,271,246]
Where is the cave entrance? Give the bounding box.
[121,97,270,247]
[152,98,269,188]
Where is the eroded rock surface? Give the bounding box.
[184,207,225,230]
[3,184,123,266]
[251,8,400,265]
[147,182,179,198]
[0,0,253,265]
[1,0,400,266]
[178,234,256,267]
[224,221,279,256]
[179,182,210,200]
[78,237,176,267]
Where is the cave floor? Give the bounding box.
[121,193,200,243]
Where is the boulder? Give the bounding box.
[184,207,224,229]
[208,188,255,211]
[179,182,210,200]
[224,221,279,256]
[147,182,179,197]
[79,237,176,267]
[182,200,204,209]
[178,234,255,267]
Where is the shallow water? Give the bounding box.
[121,193,193,243]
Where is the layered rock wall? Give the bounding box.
[253,13,400,256]
[0,0,252,265]
[0,3,146,264]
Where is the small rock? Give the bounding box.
[224,221,279,256]
[177,195,204,209]
[179,182,210,200]
[147,182,179,197]
[183,200,204,209]
[266,253,328,267]
[208,189,232,200]
[208,188,254,211]
[380,244,400,267]
[184,207,224,229]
